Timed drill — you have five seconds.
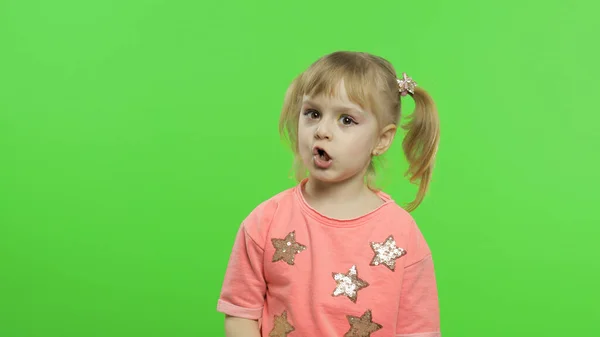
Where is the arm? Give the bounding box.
[396,255,441,337]
[396,221,441,337]
[218,226,266,336]
[224,316,261,337]
[218,201,278,336]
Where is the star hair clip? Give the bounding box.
[396,72,417,97]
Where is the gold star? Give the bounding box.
[269,311,295,337]
[271,231,306,265]
[332,265,369,303]
[369,235,406,271]
[344,310,383,337]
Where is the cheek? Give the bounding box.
[297,127,309,144]
[349,143,373,159]
[342,133,378,160]
[296,125,313,153]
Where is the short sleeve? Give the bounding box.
[216,200,278,320]
[396,221,441,337]
[396,255,441,337]
[217,224,267,319]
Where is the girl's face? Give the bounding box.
[297,80,383,184]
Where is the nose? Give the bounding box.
[314,121,332,140]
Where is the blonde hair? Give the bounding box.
[279,51,440,212]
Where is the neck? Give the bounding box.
[303,175,370,204]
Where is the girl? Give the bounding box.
[217,51,441,337]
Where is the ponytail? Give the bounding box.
[401,86,440,212]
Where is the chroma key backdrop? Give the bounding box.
[1,0,598,336]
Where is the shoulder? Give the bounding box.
[240,185,298,248]
[374,192,416,234]
[381,201,415,227]
[378,198,433,267]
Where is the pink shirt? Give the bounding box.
[217,180,441,337]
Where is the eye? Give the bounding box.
[340,115,358,125]
[303,109,320,119]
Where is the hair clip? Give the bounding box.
[396,72,417,96]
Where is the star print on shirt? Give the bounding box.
[332,265,369,303]
[269,311,295,337]
[271,231,306,265]
[344,309,383,337]
[369,235,406,271]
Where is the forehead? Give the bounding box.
[301,79,366,113]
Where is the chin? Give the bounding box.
[308,171,341,183]
[301,155,366,184]
[306,167,360,185]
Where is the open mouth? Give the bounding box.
[313,147,332,161]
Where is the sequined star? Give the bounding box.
[332,265,369,303]
[269,311,295,337]
[396,72,417,96]
[271,231,306,265]
[369,235,406,271]
[344,310,383,337]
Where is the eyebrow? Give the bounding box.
[302,100,365,115]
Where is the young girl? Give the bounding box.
[217,51,441,337]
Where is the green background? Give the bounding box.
[1,0,598,336]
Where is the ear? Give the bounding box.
[372,124,397,156]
